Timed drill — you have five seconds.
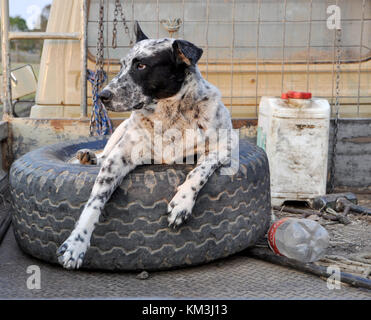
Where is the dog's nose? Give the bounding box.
[98,90,113,103]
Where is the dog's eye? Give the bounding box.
[137,63,146,70]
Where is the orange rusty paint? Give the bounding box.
[49,119,65,132]
[296,124,316,130]
[48,119,93,132]
[9,117,258,134]
[232,119,257,129]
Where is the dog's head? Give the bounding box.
[99,22,203,112]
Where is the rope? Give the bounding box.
[87,69,113,136]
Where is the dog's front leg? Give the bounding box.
[168,128,238,228]
[74,119,130,166]
[94,119,131,166]
[57,136,149,269]
[168,150,225,228]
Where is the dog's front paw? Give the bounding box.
[56,231,89,270]
[167,190,195,228]
[76,149,97,165]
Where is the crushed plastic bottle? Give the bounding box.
[268,217,330,263]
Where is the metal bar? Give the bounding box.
[249,247,371,291]
[281,0,287,92]
[9,32,81,40]
[330,0,339,116]
[156,0,159,38]
[1,0,12,117]
[131,0,135,36]
[357,0,366,117]
[230,0,236,113]
[80,0,88,118]
[105,0,110,87]
[306,0,313,91]
[89,44,371,50]
[205,0,210,79]
[202,95,371,99]
[255,0,262,118]
[182,0,185,39]
[330,34,336,113]
[88,18,371,24]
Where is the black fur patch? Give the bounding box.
[129,49,188,100]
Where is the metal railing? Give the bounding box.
[1,0,370,119]
[0,0,88,118]
[87,0,370,118]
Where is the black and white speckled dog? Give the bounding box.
[57,22,235,269]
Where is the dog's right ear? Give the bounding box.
[172,40,203,66]
[134,21,148,43]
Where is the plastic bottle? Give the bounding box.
[268,217,329,263]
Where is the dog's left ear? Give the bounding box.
[172,40,203,66]
[134,21,148,43]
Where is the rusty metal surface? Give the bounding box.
[0,224,370,299]
[328,119,371,191]
[9,118,91,159]
[7,117,371,192]
[8,118,259,160]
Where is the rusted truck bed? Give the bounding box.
[0,193,370,299]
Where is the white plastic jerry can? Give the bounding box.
[257,93,331,206]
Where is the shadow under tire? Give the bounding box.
[9,136,271,271]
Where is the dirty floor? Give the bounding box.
[0,192,370,299]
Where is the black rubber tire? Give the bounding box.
[9,136,271,271]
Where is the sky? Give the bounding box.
[9,0,52,29]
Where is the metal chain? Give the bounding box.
[112,0,132,49]
[96,2,105,73]
[329,28,342,193]
[90,0,105,136]
[112,3,118,48]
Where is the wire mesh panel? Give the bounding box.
[88,0,371,118]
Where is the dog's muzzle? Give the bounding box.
[98,90,113,104]
[98,89,148,111]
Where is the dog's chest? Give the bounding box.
[139,100,209,133]
[132,100,211,163]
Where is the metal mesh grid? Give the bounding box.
[87,0,371,118]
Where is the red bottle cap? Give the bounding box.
[281,91,312,99]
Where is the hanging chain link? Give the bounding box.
[96,2,105,74]
[90,0,106,136]
[112,0,132,49]
[90,0,132,136]
[329,28,342,193]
